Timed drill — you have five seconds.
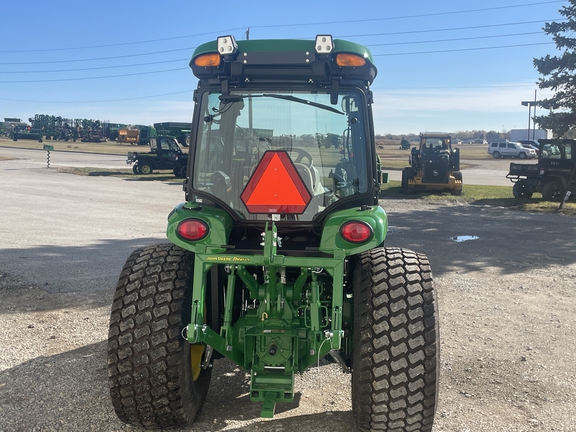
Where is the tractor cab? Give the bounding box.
[185,37,379,227]
[181,35,383,254]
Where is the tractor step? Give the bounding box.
[250,369,294,418]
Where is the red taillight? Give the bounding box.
[177,219,209,241]
[340,221,373,243]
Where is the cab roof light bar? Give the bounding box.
[190,34,377,83]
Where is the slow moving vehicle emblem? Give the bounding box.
[241,150,312,214]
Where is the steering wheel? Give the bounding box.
[288,148,313,168]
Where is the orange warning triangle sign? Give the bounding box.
[241,151,311,214]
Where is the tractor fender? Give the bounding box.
[319,206,387,256]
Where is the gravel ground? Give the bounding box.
[1,160,576,431]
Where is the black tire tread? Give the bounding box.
[542,180,564,202]
[107,243,210,428]
[352,247,438,432]
[513,181,533,199]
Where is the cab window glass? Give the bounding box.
[193,91,369,221]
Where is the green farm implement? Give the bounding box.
[107,35,439,431]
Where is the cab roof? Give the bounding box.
[189,36,377,85]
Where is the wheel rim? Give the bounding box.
[141,165,152,174]
[190,344,205,381]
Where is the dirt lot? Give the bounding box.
[1,155,575,431]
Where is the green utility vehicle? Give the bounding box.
[126,134,188,177]
[402,133,462,195]
[108,35,439,431]
[507,138,576,201]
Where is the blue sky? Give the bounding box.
[0,0,567,135]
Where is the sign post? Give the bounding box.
[43,144,54,168]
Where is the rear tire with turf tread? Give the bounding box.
[352,247,439,432]
[107,243,211,428]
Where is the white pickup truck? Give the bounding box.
[488,141,537,159]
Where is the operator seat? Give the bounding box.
[294,163,314,195]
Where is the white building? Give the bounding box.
[509,129,552,142]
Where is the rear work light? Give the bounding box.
[315,35,333,54]
[217,35,238,55]
[336,53,366,67]
[340,221,373,243]
[177,219,209,241]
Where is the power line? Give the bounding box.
[0,19,559,67]
[0,47,196,65]
[0,28,245,54]
[0,68,188,84]
[338,19,563,39]
[0,40,554,83]
[367,31,542,47]
[0,90,194,104]
[0,59,189,74]
[0,82,542,104]
[251,0,567,29]
[372,83,539,90]
[0,1,565,54]
[1,82,541,104]
[0,31,545,74]
[373,41,553,57]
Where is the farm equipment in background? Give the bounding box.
[154,121,192,146]
[507,138,576,202]
[107,34,439,431]
[103,123,127,141]
[117,128,140,144]
[75,118,106,142]
[399,137,411,149]
[11,125,43,142]
[3,118,28,138]
[9,114,110,143]
[5,115,188,146]
[117,123,193,146]
[401,133,462,195]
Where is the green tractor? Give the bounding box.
[107,35,439,431]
